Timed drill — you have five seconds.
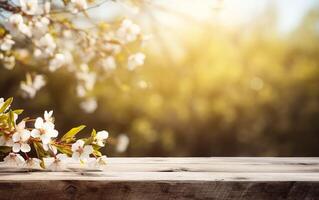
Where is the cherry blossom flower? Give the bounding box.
[3,153,25,167]
[0,133,14,147]
[0,34,15,51]
[32,16,50,38]
[31,114,58,144]
[116,134,129,153]
[116,19,141,43]
[12,121,31,153]
[20,74,46,98]
[49,53,66,72]
[76,85,87,97]
[34,33,56,57]
[8,14,32,37]
[20,0,39,15]
[128,52,145,70]
[45,154,68,171]
[80,98,98,113]
[70,0,88,13]
[72,140,93,162]
[95,131,109,147]
[24,158,41,169]
[103,42,121,54]
[76,69,96,91]
[44,1,51,14]
[88,156,107,169]
[3,55,15,70]
[44,110,54,124]
[101,56,117,71]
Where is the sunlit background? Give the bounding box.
[1,0,319,156]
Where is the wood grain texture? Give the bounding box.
[0,157,319,200]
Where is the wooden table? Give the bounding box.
[0,157,319,199]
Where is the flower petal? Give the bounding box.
[21,143,31,152]
[97,131,109,140]
[50,129,58,138]
[72,152,80,160]
[56,153,67,161]
[12,132,20,142]
[17,121,26,130]
[31,129,40,138]
[21,130,30,141]
[12,143,21,153]
[84,145,93,155]
[34,117,43,129]
[41,135,50,144]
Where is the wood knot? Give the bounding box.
[65,184,78,195]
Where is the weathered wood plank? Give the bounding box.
[0,157,319,200]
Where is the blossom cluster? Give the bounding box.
[0,0,146,113]
[0,97,109,170]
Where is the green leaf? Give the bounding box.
[61,125,86,142]
[40,159,45,169]
[93,149,102,157]
[92,144,102,151]
[0,114,8,121]
[84,129,97,145]
[33,142,47,159]
[0,146,12,153]
[0,97,13,113]
[91,129,96,137]
[13,109,24,115]
[7,110,15,129]
[84,137,94,145]
[55,144,72,156]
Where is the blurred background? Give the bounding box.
[1,0,319,156]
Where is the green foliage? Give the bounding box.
[61,125,86,143]
[0,97,12,113]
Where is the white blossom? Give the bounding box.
[116,19,141,43]
[103,43,121,54]
[0,34,15,51]
[20,0,39,15]
[24,158,41,169]
[8,14,32,37]
[76,70,96,91]
[0,133,14,147]
[70,0,88,13]
[3,55,15,70]
[76,85,87,97]
[71,139,93,162]
[128,52,145,70]
[3,153,25,167]
[45,154,68,171]
[20,74,46,98]
[80,98,97,113]
[31,114,58,144]
[88,156,107,169]
[44,1,51,14]
[49,53,66,72]
[116,134,129,153]
[44,110,54,123]
[95,130,109,147]
[34,33,56,57]
[12,121,31,153]
[101,56,116,71]
[32,16,50,38]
